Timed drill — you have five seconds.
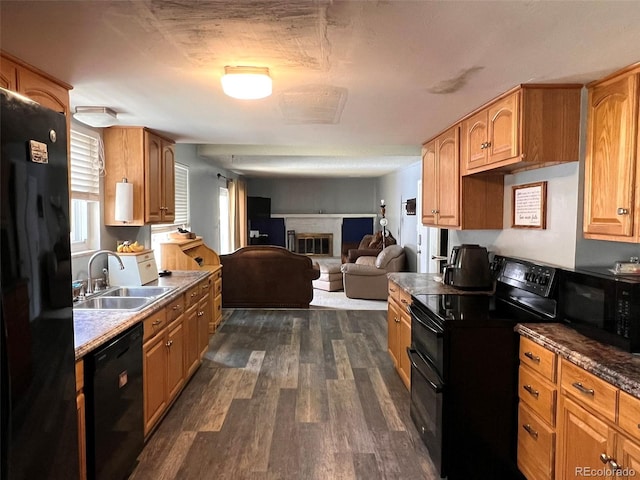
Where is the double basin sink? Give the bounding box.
[74,286,174,311]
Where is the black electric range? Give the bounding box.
[408,255,559,480]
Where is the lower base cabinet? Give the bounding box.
[143,311,186,436]
[387,280,411,389]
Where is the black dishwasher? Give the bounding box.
[85,323,144,480]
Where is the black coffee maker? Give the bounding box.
[443,244,493,290]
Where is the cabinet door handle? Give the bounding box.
[523,384,539,398]
[522,424,538,438]
[198,311,204,317]
[617,207,630,215]
[485,141,491,148]
[480,142,486,149]
[165,340,173,348]
[599,453,621,470]
[572,382,595,396]
[524,351,540,363]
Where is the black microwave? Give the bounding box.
[558,268,640,352]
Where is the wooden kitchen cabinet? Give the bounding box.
[184,303,200,379]
[461,85,582,175]
[103,127,175,226]
[142,296,187,437]
[160,239,223,332]
[387,280,411,389]
[422,125,504,229]
[75,360,87,480]
[583,63,640,241]
[517,336,558,480]
[198,279,212,357]
[555,357,640,479]
[1,51,71,117]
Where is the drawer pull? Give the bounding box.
[524,351,540,363]
[599,453,621,470]
[191,292,198,297]
[523,384,539,398]
[400,299,408,305]
[152,319,162,326]
[572,382,595,396]
[522,424,538,439]
[173,305,181,310]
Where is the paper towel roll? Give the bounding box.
[115,181,134,222]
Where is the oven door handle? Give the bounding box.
[409,307,443,337]
[407,348,444,393]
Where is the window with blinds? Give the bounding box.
[174,163,189,227]
[69,127,101,253]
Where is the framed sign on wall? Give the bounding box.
[512,181,547,229]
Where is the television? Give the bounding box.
[247,196,271,219]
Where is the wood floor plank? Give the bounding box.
[327,379,375,453]
[367,367,406,432]
[234,350,266,399]
[131,308,438,480]
[295,362,328,423]
[266,388,300,478]
[332,339,355,380]
[194,367,244,431]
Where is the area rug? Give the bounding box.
[309,287,387,310]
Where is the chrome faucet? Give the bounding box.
[87,250,124,294]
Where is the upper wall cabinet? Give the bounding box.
[583,63,640,242]
[103,127,175,226]
[1,51,72,135]
[461,85,582,175]
[422,125,504,230]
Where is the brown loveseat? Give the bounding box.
[220,246,320,308]
[344,232,396,263]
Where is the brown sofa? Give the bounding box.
[344,232,396,263]
[220,246,320,308]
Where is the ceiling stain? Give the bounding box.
[427,66,485,94]
[279,85,348,124]
[120,0,335,70]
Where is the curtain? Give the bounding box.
[229,177,247,250]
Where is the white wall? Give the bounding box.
[376,160,421,271]
[246,177,379,215]
[451,163,580,268]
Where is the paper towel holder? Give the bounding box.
[114,177,134,223]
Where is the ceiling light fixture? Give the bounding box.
[73,106,118,127]
[221,66,272,100]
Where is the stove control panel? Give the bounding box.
[492,255,557,297]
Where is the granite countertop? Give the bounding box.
[73,270,210,359]
[516,323,640,399]
[387,272,495,296]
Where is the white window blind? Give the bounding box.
[70,130,100,201]
[174,163,189,226]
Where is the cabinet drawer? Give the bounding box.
[185,286,200,307]
[387,280,402,302]
[199,278,212,296]
[517,403,555,480]
[166,295,184,323]
[519,365,557,426]
[519,337,557,383]
[560,359,618,423]
[619,390,640,442]
[398,288,412,313]
[143,308,167,341]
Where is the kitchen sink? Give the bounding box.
[74,296,152,311]
[106,286,174,298]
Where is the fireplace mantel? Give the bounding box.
[271,214,376,258]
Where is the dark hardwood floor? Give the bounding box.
[130,309,437,480]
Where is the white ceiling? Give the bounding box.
[2,1,640,178]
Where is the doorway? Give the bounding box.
[219,186,231,254]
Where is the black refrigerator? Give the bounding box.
[1,88,79,478]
